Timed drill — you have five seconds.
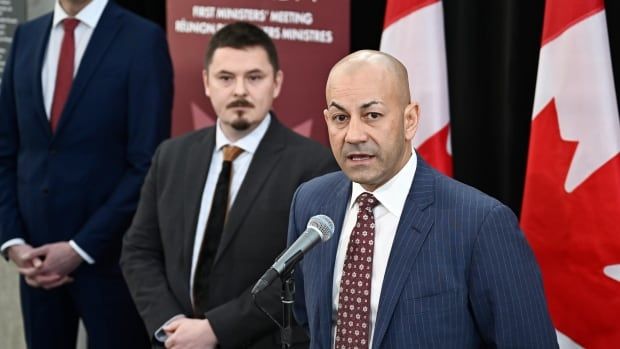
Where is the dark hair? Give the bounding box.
[204,22,279,73]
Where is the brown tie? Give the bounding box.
[193,145,243,315]
[335,192,379,349]
[222,145,244,163]
[50,18,80,132]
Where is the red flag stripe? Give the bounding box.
[384,0,439,29]
[417,124,452,177]
[541,0,604,45]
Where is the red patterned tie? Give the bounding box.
[335,192,379,349]
[50,18,79,132]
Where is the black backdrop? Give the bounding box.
[116,0,620,215]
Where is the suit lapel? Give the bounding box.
[33,15,53,139]
[52,2,123,139]
[212,119,285,265]
[182,129,215,290]
[371,158,436,349]
[318,174,351,349]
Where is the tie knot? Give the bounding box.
[357,192,379,211]
[63,18,80,32]
[222,145,244,162]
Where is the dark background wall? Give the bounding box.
[117,0,620,215]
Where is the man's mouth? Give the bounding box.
[347,153,374,161]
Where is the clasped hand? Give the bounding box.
[8,242,83,289]
[163,317,218,349]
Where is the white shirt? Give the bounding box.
[331,152,417,348]
[43,0,108,118]
[189,114,272,299]
[0,0,108,263]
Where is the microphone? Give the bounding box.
[251,215,334,295]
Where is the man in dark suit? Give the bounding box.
[120,22,336,349]
[0,0,172,348]
[288,50,559,348]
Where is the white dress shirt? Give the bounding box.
[332,152,417,348]
[0,0,108,262]
[189,114,272,298]
[42,0,108,117]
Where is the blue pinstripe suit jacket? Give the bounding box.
[287,157,558,348]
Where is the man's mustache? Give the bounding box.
[342,143,377,157]
[227,99,254,109]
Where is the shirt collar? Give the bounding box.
[215,113,272,155]
[53,0,108,29]
[350,150,418,218]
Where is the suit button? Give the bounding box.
[42,188,49,194]
[49,149,57,155]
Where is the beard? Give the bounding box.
[231,116,251,131]
[226,99,254,130]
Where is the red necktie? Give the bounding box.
[50,18,80,132]
[335,192,379,349]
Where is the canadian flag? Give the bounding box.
[521,0,620,347]
[380,0,452,176]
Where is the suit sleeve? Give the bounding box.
[0,25,27,247]
[204,278,284,347]
[467,204,558,348]
[72,25,173,261]
[120,145,186,337]
[289,184,309,331]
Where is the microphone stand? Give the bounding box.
[252,251,303,349]
[280,269,295,349]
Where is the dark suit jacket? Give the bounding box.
[121,116,338,348]
[288,157,559,348]
[0,1,172,266]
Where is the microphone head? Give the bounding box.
[307,215,334,242]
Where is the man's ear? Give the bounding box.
[323,108,330,124]
[403,102,419,141]
[272,70,284,98]
[202,69,210,97]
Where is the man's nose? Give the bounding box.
[344,116,368,144]
[233,77,248,97]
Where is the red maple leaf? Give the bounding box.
[521,99,620,347]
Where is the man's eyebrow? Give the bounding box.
[245,69,265,75]
[214,69,265,75]
[360,100,381,109]
[327,100,382,111]
[328,101,347,112]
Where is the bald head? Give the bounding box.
[323,49,419,192]
[326,50,411,108]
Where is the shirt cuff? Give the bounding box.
[1,238,26,260]
[155,314,186,343]
[69,240,95,264]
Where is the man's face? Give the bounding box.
[324,63,418,192]
[203,46,283,139]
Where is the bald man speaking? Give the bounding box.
[287,50,558,348]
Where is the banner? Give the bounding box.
[521,0,620,347]
[167,0,350,144]
[380,0,452,176]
